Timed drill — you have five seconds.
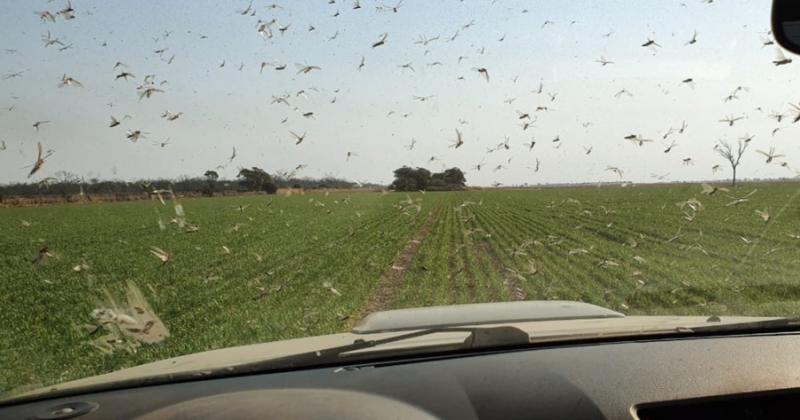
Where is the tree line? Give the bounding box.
[0,165,468,203]
[0,167,365,203]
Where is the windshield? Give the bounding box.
[1,0,798,399]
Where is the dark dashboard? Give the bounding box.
[4,332,800,419]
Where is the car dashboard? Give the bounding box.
[3,331,800,419]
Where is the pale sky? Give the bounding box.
[0,0,797,186]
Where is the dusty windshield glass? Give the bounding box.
[1,0,798,399]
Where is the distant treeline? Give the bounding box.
[0,167,378,203]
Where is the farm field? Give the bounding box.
[4,182,800,395]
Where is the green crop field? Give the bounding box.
[4,182,800,395]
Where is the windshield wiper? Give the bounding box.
[228,325,531,375]
[202,318,800,377]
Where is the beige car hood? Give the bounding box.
[10,315,780,401]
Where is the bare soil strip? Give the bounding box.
[351,208,440,326]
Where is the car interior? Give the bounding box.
[4,1,800,419]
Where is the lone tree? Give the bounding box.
[237,167,278,194]
[203,170,219,196]
[714,139,750,187]
[204,170,219,181]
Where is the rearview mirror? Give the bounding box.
[773,0,800,54]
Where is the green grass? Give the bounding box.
[0,192,431,394]
[4,183,800,395]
